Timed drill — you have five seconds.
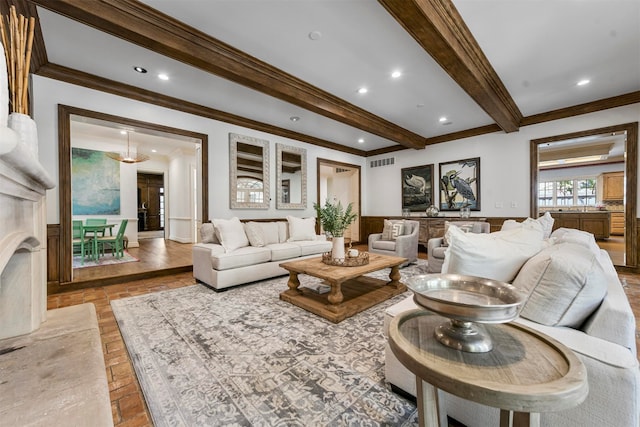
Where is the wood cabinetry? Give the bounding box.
[610,212,625,235]
[550,212,610,239]
[601,172,624,201]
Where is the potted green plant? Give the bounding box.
[314,198,358,260]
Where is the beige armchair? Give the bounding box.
[368,220,419,267]
[427,221,490,273]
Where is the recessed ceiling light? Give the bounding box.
[309,31,322,41]
[133,66,147,73]
[358,138,365,144]
[391,70,402,79]
[439,116,448,123]
[357,87,368,94]
[416,103,425,108]
[158,73,169,81]
[290,116,300,122]
[577,79,590,86]
[120,130,127,135]
[151,149,157,153]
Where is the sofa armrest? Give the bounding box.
[368,233,383,246]
[427,237,444,254]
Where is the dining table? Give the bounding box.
[82,223,115,262]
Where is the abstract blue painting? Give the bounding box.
[72,147,121,215]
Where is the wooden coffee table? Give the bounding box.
[279,253,407,323]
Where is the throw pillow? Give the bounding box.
[441,220,545,283]
[199,222,219,244]
[243,222,266,247]
[287,216,317,241]
[513,242,608,328]
[550,228,601,256]
[501,213,554,239]
[212,217,249,252]
[381,219,405,241]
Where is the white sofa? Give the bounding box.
[384,222,640,427]
[193,217,332,290]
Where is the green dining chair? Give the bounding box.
[96,219,128,259]
[72,220,91,264]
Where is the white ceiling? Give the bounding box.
[35,0,640,153]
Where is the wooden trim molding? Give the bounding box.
[378,0,522,133]
[31,0,426,149]
[55,104,209,286]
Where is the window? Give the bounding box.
[236,178,264,203]
[538,177,597,207]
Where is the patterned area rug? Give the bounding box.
[73,250,139,269]
[112,261,429,426]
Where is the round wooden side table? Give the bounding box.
[388,309,588,427]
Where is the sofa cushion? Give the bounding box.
[442,221,545,283]
[513,242,608,328]
[372,240,396,251]
[213,217,249,252]
[381,219,405,241]
[210,246,271,270]
[287,216,317,241]
[266,243,302,261]
[551,227,601,256]
[292,239,332,256]
[502,212,555,239]
[200,222,219,244]
[243,222,266,247]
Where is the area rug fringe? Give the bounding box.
[112,262,428,426]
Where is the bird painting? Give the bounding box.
[439,158,479,210]
[404,173,428,195]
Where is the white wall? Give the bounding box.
[365,104,640,217]
[32,76,365,226]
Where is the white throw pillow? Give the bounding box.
[287,216,317,241]
[550,227,601,256]
[212,217,249,252]
[442,221,545,283]
[381,219,405,241]
[258,222,280,245]
[501,213,554,239]
[513,242,608,328]
[243,222,266,247]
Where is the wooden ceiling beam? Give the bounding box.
[378,0,522,133]
[30,0,427,149]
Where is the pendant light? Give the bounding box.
[106,131,149,163]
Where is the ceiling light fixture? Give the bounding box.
[289,116,300,122]
[308,31,322,41]
[439,116,447,122]
[577,79,590,86]
[106,131,150,164]
[357,87,368,94]
[358,138,365,144]
[391,70,402,79]
[158,73,169,81]
[133,66,147,73]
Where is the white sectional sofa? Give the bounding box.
[193,216,332,290]
[384,220,640,427]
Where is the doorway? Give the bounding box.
[317,158,361,243]
[137,172,165,235]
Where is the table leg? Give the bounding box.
[388,265,403,289]
[283,272,302,296]
[415,377,440,427]
[327,280,343,306]
[500,410,540,427]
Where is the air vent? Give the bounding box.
[370,157,395,168]
[335,167,351,173]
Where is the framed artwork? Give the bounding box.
[72,147,121,215]
[439,157,480,211]
[401,164,434,212]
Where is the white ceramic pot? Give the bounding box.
[8,112,38,157]
[332,236,345,261]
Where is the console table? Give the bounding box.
[388,309,588,426]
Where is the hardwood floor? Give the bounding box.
[69,238,193,290]
[46,242,640,427]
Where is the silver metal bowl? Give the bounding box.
[406,274,526,352]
